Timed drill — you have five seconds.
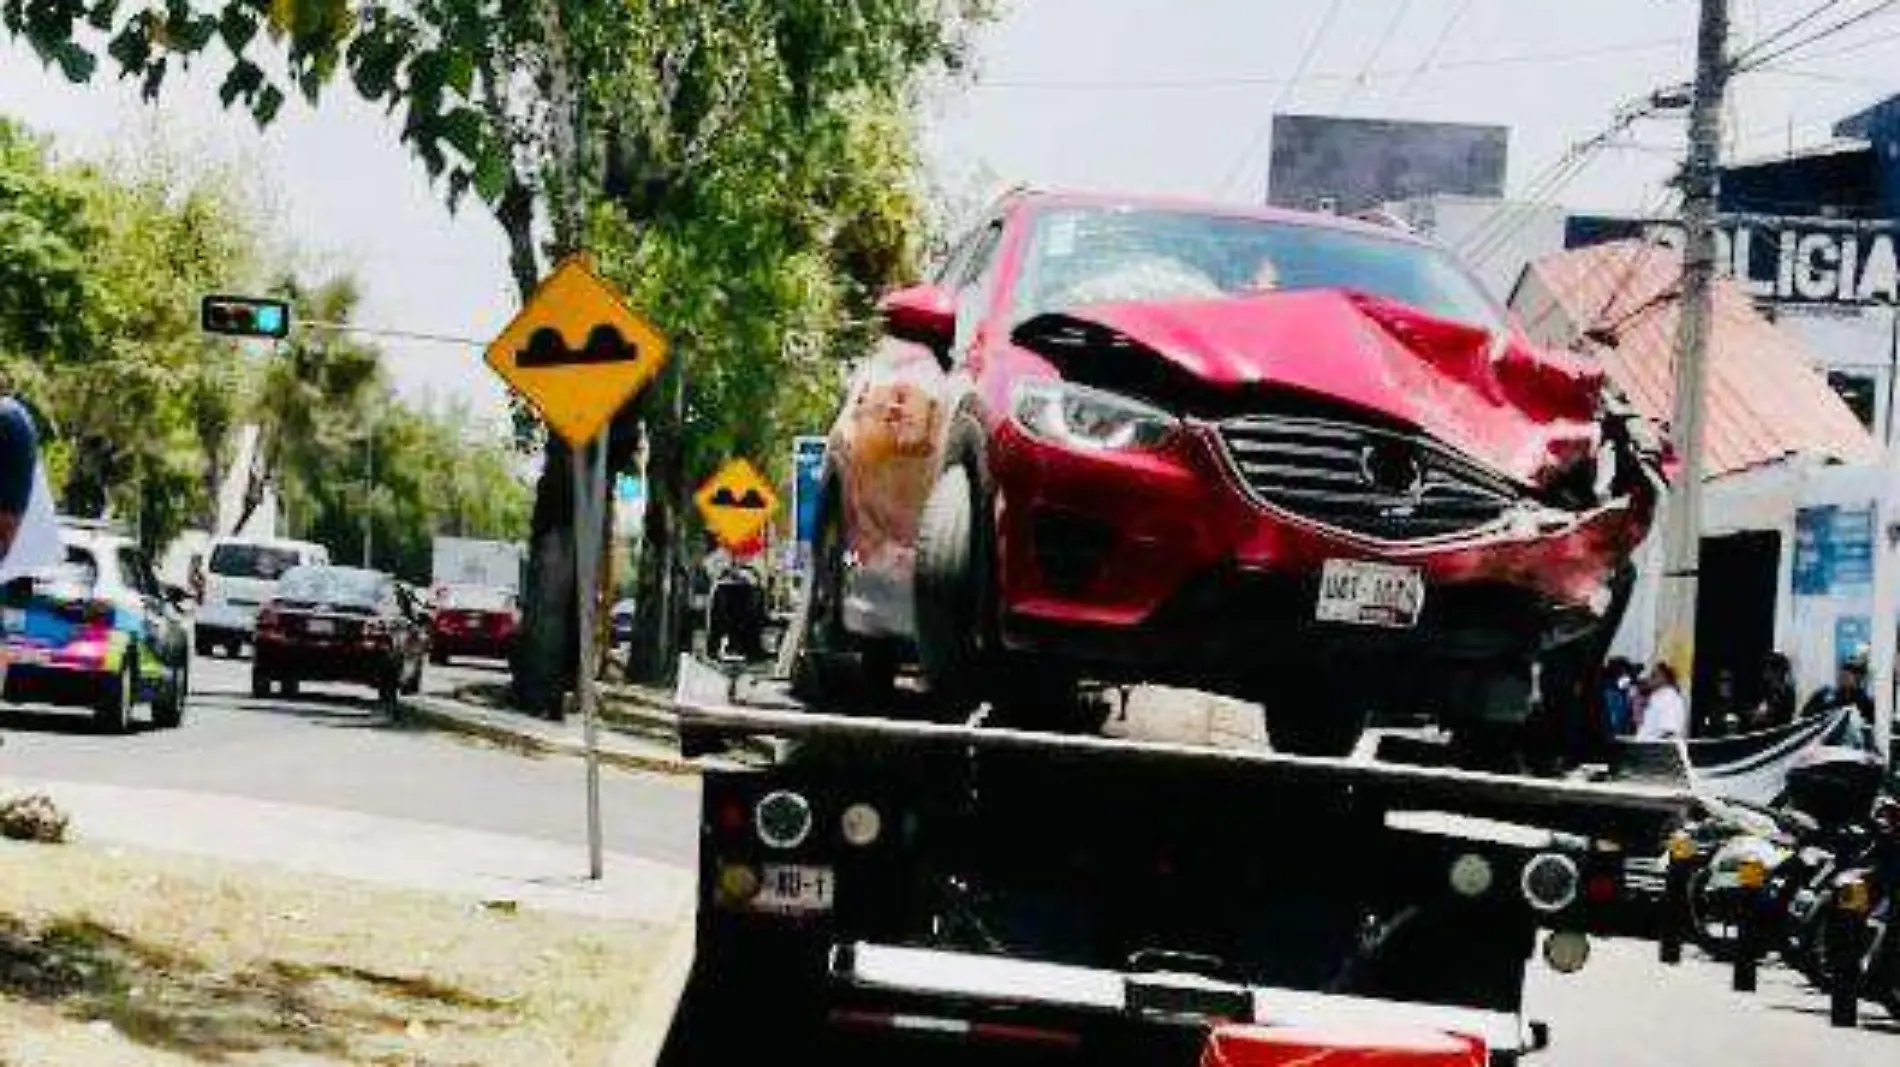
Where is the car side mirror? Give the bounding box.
[878,284,957,351]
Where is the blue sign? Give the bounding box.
[1836,615,1872,668]
[1831,506,1876,591]
[1793,506,1834,595]
[792,436,826,548]
[615,474,645,507]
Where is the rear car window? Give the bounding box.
[277,567,388,607]
[32,545,97,599]
[440,586,515,612]
[210,543,302,580]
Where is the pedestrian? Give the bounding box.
[1599,656,1637,739]
[1703,668,1740,737]
[1635,661,1688,742]
[1750,652,1797,730]
[1800,647,1875,726]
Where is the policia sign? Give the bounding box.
[1567,214,1900,307]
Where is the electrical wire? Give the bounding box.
[1212,0,1347,199]
[1391,0,1479,102]
[1732,0,1900,72]
[1731,0,1847,64]
[1336,0,1414,109]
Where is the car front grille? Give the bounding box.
[1217,413,1523,543]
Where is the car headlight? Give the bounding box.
[1011,381,1178,452]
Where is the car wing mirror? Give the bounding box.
[878,284,957,353]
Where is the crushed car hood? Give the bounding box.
[1011,289,1607,487]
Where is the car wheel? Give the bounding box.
[225,640,241,659]
[1261,674,1367,757]
[914,461,989,713]
[431,649,448,666]
[153,660,187,729]
[94,656,133,735]
[378,672,400,711]
[251,667,271,699]
[791,484,897,709]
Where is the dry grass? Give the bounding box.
[0,841,667,1066]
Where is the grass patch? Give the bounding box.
[0,841,667,1066]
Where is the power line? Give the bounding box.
[1392,0,1479,101]
[971,37,1686,92]
[1337,0,1415,108]
[1733,0,1900,71]
[1732,0,1847,63]
[1213,0,1347,199]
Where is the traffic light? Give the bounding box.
[200,295,291,339]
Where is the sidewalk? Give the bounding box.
[0,775,694,925]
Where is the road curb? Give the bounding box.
[608,915,698,1067]
[400,695,702,778]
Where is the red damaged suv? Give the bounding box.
[795,190,1665,754]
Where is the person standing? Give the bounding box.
[1801,649,1875,726]
[1636,661,1689,742]
[1750,652,1798,731]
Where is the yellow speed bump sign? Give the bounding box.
[695,459,779,551]
[485,254,669,447]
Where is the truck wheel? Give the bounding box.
[914,462,987,713]
[94,657,133,735]
[1261,676,1366,757]
[791,486,896,708]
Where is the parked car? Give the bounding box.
[252,565,427,705]
[429,584,519,664]
[794,190,1665,753]
[0,520,191,731]
[197,535,330,657]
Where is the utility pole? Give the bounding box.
[1654,0,1728,709]
[362,423,374,568]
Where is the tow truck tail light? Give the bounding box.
[1201,1024,1486,1066]
[756,790,814,850]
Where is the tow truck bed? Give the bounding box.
[663,672,1695,1066]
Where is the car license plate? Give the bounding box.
[1315,559,1424,629]
[754,864,834,915]
[306,618,336,636]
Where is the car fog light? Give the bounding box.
[755,790,814,850]
[715,863,761,906]
[1450,853,1495,898]
[840,803,882,847]
[1543,930,1592,974]
[1667,831,1697,862]
[1522,852,1581,914]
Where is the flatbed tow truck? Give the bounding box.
[659,666,1696,1067]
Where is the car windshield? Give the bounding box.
[210,543,302,581]
[277,566,387,608]
[441,585,515,612]
[1017,207,1503,332]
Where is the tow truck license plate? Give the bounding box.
[305,618,335,635]
[1315,560,1424,629]
[755,864,834,914]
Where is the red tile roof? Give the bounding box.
[1518,240,1878,477]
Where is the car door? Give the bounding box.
[114,546,174,697]
[836,219,1006,639]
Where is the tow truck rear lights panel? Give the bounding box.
[828,1009,1082,1049]
[1520,852,1580,914]
[755,789,814,849]
[840,802,882,846]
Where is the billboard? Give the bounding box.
[1267,114,1507,214]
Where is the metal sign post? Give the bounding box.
[483,252,670,882]
[572,433,609,880]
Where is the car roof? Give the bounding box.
[210,535,326,552]
[58,526,133,552]
[289,564,386,580]
[1004,188,1430,245]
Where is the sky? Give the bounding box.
[3,0,1898,427]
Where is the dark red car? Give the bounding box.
[252,565,428,705]
[794,190,1665,754]
[430,584,520,664]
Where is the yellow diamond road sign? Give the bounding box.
[485,254,669,447]
[696,459,779,551]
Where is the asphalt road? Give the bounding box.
[0,649,700,866]
[3,652,1895,1061]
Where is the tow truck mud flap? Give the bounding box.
[831,943,1526,1062]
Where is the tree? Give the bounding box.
[5,0,992,708]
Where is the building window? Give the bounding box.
[1827,370,1878,432]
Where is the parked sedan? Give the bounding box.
[0,521,191,732]
[430,584,519,664]
[252,566,427,705]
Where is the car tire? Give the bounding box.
[94,657,133,735]
[225,640,242,659]
[153,660,187,729]
[281,677,300,698]
[914,461,989,714]
[790,482,897,709]
[251,667,271,699]
[378,672,399,711]
[1261,676,1367,758]
[431,649,448,666]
